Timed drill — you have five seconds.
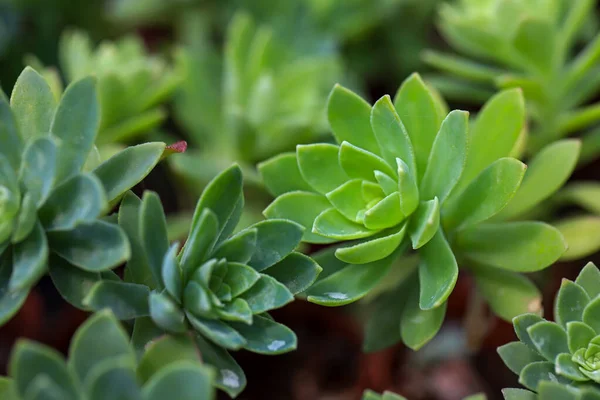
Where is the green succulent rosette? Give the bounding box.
[0,310,215,400]
[260,73,567,350]
[0,67,167,326]
[83,164,322,397]
[362,389,486,400]
[498,262,600,396]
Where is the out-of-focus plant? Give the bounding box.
[498,262,600,397]
[0,67,168,326]
[362,390,486,400]
[260,72,571,351]
[27,29,181,153]
[0,310,216,400]
[425,0,600,159]
[82,165,322,397]
[171,11,341,188]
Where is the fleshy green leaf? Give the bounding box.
[567,321,595,353]
[409,198,440,249]
[194,334,246,397]
[10,67,56,140]
[527,321,569,362]
[401,283,447,351]
[363,283,408,352]
[576,262,600,298]
[513,313,545,350]
[11,193,37,243]
[555,353,588,381]
[19,136,56,206]
[183,281,214,318]
[335,224,406,264]
[327,84,379,155]
[213,228,257,264]
[338,141,395,181]
[297,144,348,194]
[497,342,545,376]
[179,209,218,278]
[11,221,47,291]
[555,279,590,327]
[9,340,78,400]
[258,152,315,196]
[513,18,556,75]
[86,358,142,400]
[49,221,130,272]
[519,361,567,391]
[83,280,150,319]
[473,265,542,322]
[263,191,335,244]
[0,91,23,170]
[397,158,419,215]
[143,362,215,400]
[363,192,405,230]
[501,388,536,400]
[498,140,581,219]
[68,310,135,385]
[93,142,166,204]
[459,89,525,189]
[238,275,293,313]
[418,229,458,310]
[229,315,297,354]
[264,252,322,295]
[162,244,183,302]
[306,249,399,306]
[247,219,304,271]
[555,216,600,261]
[313,208,377,240]
[374,171,397,196]
[51,77,99,183]
[326,179,368,223]
[187,312,246,350]
[149,292,187,333]
[39,173,106,231]
[420,110,468,202]
[138,335,202,384]
[393,73,443,181]
[444,158,526,231]
[48,254,104,309]
[456,222,567,272]
[217,298,252,324]
[583,296,600,333]
[221,262,261,297]
[370,95,416,175]
[140,191,169,289]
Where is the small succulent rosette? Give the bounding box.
[499,262,600,397]
[260,73,567,350]
[0,310,215,400]
[0,67,167,326]
[83,164,321,397]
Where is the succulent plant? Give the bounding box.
[28,29,181,148]
[362,390,486,400]
[82,164,322,397]
[171,11,342,188]
[0,67,168,326]
[425,0,600,158]
[260,72,568,350]
[498,262,600,394]
[502,382,600,400]
[0,310,216,400]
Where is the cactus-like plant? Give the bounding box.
[0,67,168,326]
[28,29,181,147]
[499,262,600,395]
[260,73,569,350]
[82,164,322,397]
[0,310,216,400]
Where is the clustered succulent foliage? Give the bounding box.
[362,390,486,400]
[261,72,570,350]
[498,262,600,399]
[0,310,216,400]
[0,67,166,326]
[81,165,322,396]
[29,29,181,150]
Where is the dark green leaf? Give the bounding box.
[400,283,446,350]
[140,191,169,289]
[0,91,23,170]
[409,198,440,249]
[247,219,304,271]
[11,221,47,291]
[138,335,202,384]
[567,321,595,353]
[51,77,99,183]
[229,315,296,354]
[527,321,569,361]
[162,244,183,302]
[217,298,253,324]
[335,224,406,264]
[194,334,246,397]
[418,229,458,310]
[576,262,600,298]
[49,221,130,272]
[143,362,215,400]
[187,312,245,350]
[183,281,214,318]
[19,136,56,206]
[363,283,409,352]
[39,173,106,231]
[93,142,165,204]
[179,209,218,278]
[149,292,187,333]
[583,296,600,333]
[555,353,588,381]
[48,254,102,309]
[238,275,293,313]
[222,262,261,297]
[555,279,590,327]
[213,228,257,264]
[519,361,568,391]
[513,314,545,351]
[83,281,150,319]
[497,342,545,375]
[86,358,141,400]
[264,252,322,295]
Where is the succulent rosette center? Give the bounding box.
[573,339,600,382]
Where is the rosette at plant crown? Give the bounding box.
[82,165,322,397]
[260,73,569,350]
[0,67,168,327]
[0,310,216,400]
[498,262,600,397]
